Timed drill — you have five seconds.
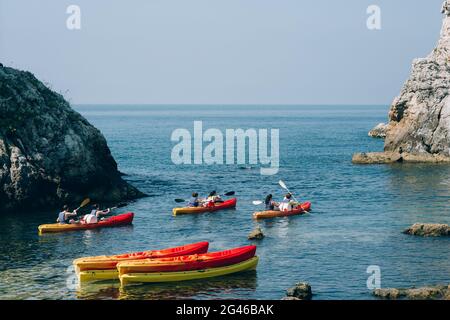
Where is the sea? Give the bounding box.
[0,105,449,300]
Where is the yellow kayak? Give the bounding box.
[78,269,119,282]
[120,256,258,286]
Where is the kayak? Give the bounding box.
[74,241,209,273]
[117,245,256,275]
[38,212,134,234]
[78,269,120,282]
[253,202,312,219]
[120,256,259,286]
[172,198,237,216]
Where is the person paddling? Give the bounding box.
[187,192,200,207]
[264,194,279,211]
[207,191,223,203]
[92,204,110,218]
[204,191,222,207]
[57,205,78,224]
[278,193,298,212]
[81,204,111,224]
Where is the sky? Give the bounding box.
[0,0,445,105]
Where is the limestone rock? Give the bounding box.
[285,282,312,300]
[352,152,402,164]
[0,66,144,212]
[356,2,450,162]
[368,123,388,138]
[374,285,450,300]
[248,227,264,240]
[403,223,450,237]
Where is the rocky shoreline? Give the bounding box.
[0,66,144,213]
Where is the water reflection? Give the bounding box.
[77,271,257,300]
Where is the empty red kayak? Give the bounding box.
[117,245,257,275]
[173,198,237,215]
[38,212,134,234]
[253,202,312,219]
[74,241,210,271]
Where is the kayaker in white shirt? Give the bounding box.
[81,204,110,224]
[278,193,298,212]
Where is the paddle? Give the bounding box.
[278,180,300,203]
[75,198,90,212]
[174,191,235,203]
[252,200,263,205]
[279,180,310,212]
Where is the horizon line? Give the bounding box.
[72,103,391,107]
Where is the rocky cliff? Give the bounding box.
[354,1,450,163]
[0,66,144,212]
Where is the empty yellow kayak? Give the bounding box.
[120,256,258,286]
[78,269,119,282]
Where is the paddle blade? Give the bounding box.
[174,199,186,203]
[252,201,263,205]
[224,191,235,196]
[79,198,90,208]
[278,180,288,190]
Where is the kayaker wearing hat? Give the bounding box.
[264,194,279,211]
[278,193,298,212]
[56,205,78,224]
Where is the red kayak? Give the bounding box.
[38,212,134,234]
[173,198,237,215]
[74,241,210,271]
[117,245,257,275]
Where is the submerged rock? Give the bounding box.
[374,285,450,300]
[285,282,312,300]
[248,227,264,240]
[0,66,144,213]
[403,223,450,237]
[368,123,388,139]
[352,151,402,164]
[355,2,450,163]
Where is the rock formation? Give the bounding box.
[368,123,388,138]
[282,282,313,300]
[374,285,450,300]
[355,2,450,163]
[248,227,265,240]
[403,223,450,237]
[0,66,144,213]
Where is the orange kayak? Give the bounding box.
[253,202,311,219]
[38,212,134,234]
[173,198,237,215]
[117,245,257,275]
[73,241,209,272]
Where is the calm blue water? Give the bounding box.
[0,105,449,300]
